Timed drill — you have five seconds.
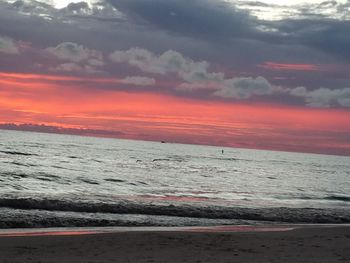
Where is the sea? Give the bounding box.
[0,129,349,228]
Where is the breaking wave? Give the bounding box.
[325,195,350,202]
[0,197,349,228]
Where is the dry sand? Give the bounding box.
[0,226,349,263]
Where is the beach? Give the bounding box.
[0,226,349,263]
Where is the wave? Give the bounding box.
[0,150,38,156]
[0,207,250,229]
[1,172,29,178]
[153,158,171,162]
[0,172,70,184]
[274,194,350,203]
[0,197,349,224]
[104,178,126,183]
[325,195,350,202]
[78,178,100,185]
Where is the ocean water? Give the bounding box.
[0,129,349,228]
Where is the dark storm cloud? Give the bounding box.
[1,0,349,60]
[108,0,254,42]
[0,0,125,48]
[270,18,350,60]
[303,21,350,60]
[63,1,90,12]
[0,0,212,58]
[108,0,350,60]
[105,0,350,86]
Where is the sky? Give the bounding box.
[0,0,350,155]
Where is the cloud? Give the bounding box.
[290,86,350,107]
[8,0,53,17]
[237,0,350,21]
[110,48,198,75]
[49,62,83,72]
[46,42,104,74]
[0,35,19,54]
[215,76,275,99]
[272,18,350,60]
[60,1,91,15]
[120,76,156,86]
[176,81,222,92]
[0,123,124,137]
[1,0,350,109]
[58,1,125,19]
[110,47,277,99]
[109,0,253,41]
[109,48,224,82]
[177,75,277,100]
[290,86,308,97]
[46,42,103,63]
[110,48,162,74]
[6,0,124,21]
[107,0,349,63]
[260,62,321,71]
[49,62,104,74]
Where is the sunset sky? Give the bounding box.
[1,0,350,155]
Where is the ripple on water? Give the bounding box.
[104,178,126,183]
[78,177,100,185]
[0,150,38,156]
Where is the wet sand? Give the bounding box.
[0,226,349,263]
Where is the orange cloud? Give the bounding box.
[260,62,321,71]
[1,72,350,155]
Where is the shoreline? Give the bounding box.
[1,224,350,237]
[0,225,349,263]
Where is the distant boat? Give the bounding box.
[161,141,166,143]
